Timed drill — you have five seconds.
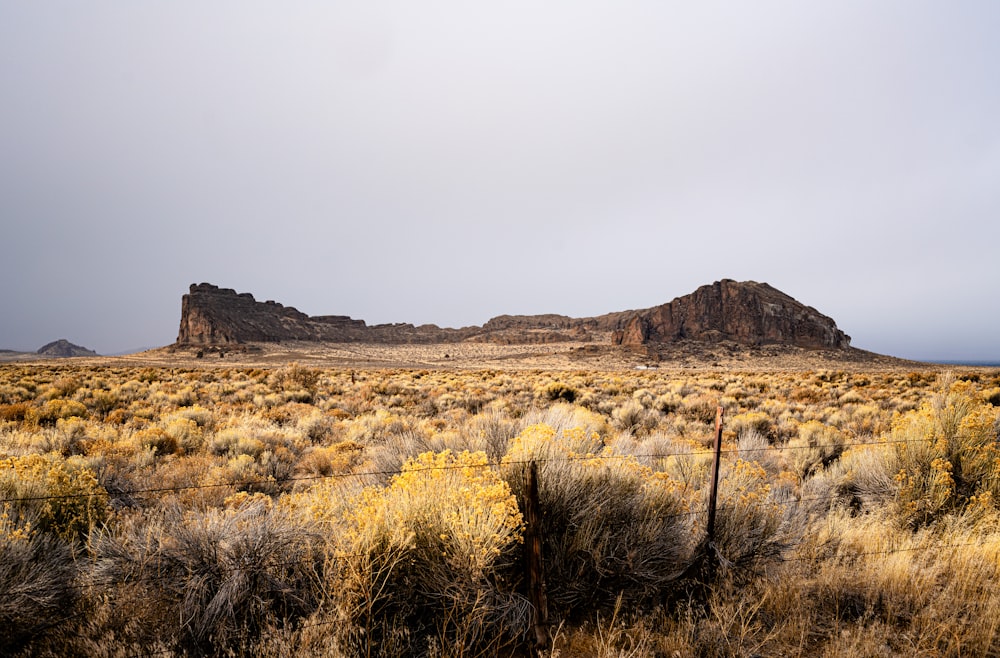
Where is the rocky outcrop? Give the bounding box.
[176,280,851,350]
[482,314,581,331]
[179,284,328,344]
[609,280,850,349]
[177,284,481,345]
[36,339,99,357]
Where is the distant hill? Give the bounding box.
[0,339,100,362]
[36,339,99,358]
[175,280,853,352]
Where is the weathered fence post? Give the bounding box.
[525,460,549,649]
[706,406,725,544]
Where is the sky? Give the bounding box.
[1,2,998,361]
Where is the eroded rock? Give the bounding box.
[176,280,851,350]
[609,280,850,349]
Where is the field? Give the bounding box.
[2,353,1000,657]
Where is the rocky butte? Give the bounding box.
[609,280,851,349]
[176,280,851,351]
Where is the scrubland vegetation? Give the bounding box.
[2,362,1000,656]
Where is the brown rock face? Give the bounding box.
[176,280,851,350]
[610,280,850,349]
[176,283,464,345]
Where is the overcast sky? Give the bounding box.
[1,2,998,361]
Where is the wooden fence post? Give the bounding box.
[525,461,549,649]
[706,406,724,544]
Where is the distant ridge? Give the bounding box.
[175,280,852,351]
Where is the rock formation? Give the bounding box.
[175,280,851,350]
[609,280,850,349]
[176,284,478,345]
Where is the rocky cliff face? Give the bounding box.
[177,284,481,345]
[609,280,850,349]
[176,280,851,349]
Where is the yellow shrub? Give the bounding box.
[541,381,578,403]
[728,411,773,441]
[296,441,364,477]
[890,383,1000,526]
[163,417,203,454]
[505,423,602,463]
[29,399,88,426]
[0,453,107,540]
[284,448,524,652]
[132,427,179,456]
[349,449,523,580]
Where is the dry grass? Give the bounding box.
[0,358,998,656]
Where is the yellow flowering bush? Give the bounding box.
[28,399,88,426]
[890,383,1000,526]
[287,449,525,654]
[346,449,522,581]
[0,453,108,541]
[162,417,204,453]
[131,427,179,456]
[728,411,774,441]
[504,423,602,463]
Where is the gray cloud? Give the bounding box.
[1,1,998,360]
